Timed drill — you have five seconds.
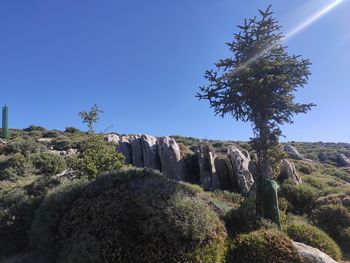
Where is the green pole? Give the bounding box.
[2,105,8,140]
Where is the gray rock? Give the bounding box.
[227,145,254,194]
[284,144,303,160]
[141,135,161,170]
[279,159,302,185]
[293,241,337,263]
[104,134,120,145]
[116,135,132,164]
[338,153,350,167]
[214,156,239,192]
[129,135,143,167]
[197,143,220,190]
[157,137,185,180]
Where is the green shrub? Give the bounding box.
[311,194,350,251]
[51,136,72,151]
[279,181,318,215]
[68,135,124,178]
[43,130,63,138]
[0,154,33,181]
[226,229,301,263]
[4,137,46,156]
[284,223,341,260]
[64,127,81,133]
[31,152,66,175]
[24,125,46,132]
[30,169,227,263]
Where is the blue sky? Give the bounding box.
[0,0,349,142]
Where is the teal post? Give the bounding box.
[2,105,8,140]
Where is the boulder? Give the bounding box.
[129,135,143,167]
[141,135,161,170]
[197,143,220,190]
[104,134,120,145]
[293,241,337,263]
[214,156,239,192]
[284,144,304,160]
[227,145,254,194]
[157,137,185,180]
[337,153,350,167]
[116,135,132,164]
[279,159,302,185]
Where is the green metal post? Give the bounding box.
[2,105,8,140]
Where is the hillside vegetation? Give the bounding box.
[0,127,349,262]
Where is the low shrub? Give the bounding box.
[30,169,227,263]
[64,127,81,133]
[4,137,46,156]
[24,125,46,132]
[31,152,66,175]
[51,136,72,151]
[226,229,301,263]
[43,130,63,138]
[68,135,124,178]
[0,154,33,181]
[279,181,318,215]
[284,223,341,260]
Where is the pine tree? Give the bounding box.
[197,5,315,219]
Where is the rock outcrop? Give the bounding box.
[116,135,132,164]
[141,135,161,170]
[279,159,302,185]
[293,241,337,263]
[104,134,120,145]
[157,137,185,181]
[130,135,143,168]
[284,144,304,160]
[196,143,220,190]
[337,153,350,167]
[226,145,254,194]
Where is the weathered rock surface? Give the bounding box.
[129,135,143,168]
[104,133,120,145]
[227,145,254,194]
[337,153,350,167]
[279,159,302,185]
[293,241,337,263]
[214,156,239,192]
[116,135,132,164]
[157,137,185,180]
[197,143,219,190]
[284,144,304,160]
[141,135,161,170]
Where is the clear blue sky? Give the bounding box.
[0,0,349,142]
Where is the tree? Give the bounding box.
[79,104,103,133]
[197,6,315,221]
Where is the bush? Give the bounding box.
[4,137,46,156]
[0,154,33,181]
[31,152,66,175]
[279,181,318,215]
[226,229,301,263]
[68,135,124,178]
[51,136,72,151]
[23,125,46,132]
[284,223,341,260]
[311,194,350,251]
[43,130,63,138]
[30,169,227,263]
[64,127,81,133]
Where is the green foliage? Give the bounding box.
[79,104,103,133]
[279,181,318,215]
[31,152,66,175]
[311,193,350,252]
[0,153,33,181]
[4,137,46,156]
[64,127,81,133]
[226,229,300,263]
[51,135,72,151]
[24,125,46,132]
[31,169,226,262]
[43,130,63,138]
[284,223,341,260]
[68,135,124,178]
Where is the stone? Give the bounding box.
[214,156,239,192]
[129,135,143,168]
[197,143,220,190]
[337,153,350,167]
[284,144,304,160]
[293,241,337,263]
[157,137,185,181]
[141,135,161,170]
[104,133,120,145]
[116,135,132,164]
[279,159,302,185]
[227,145,254,194]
